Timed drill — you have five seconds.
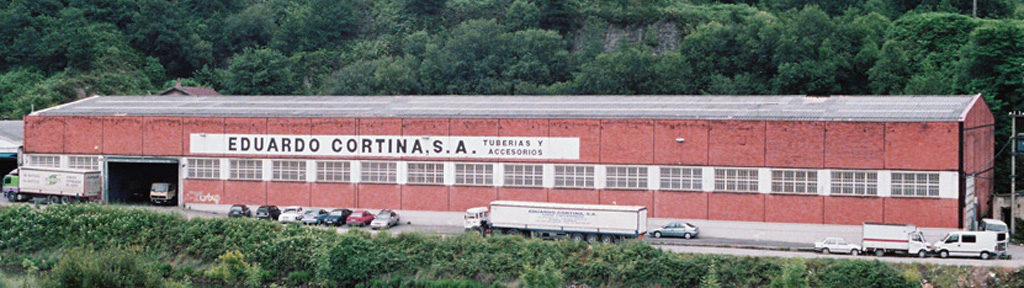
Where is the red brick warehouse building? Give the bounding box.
[21,95,994,228]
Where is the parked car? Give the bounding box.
[346,210,375,227]
[323,208,353,226]
[228,204,252,218]
[649,222,699,239]
[278,206,304,223]
[814,237,861,255]
[256,205,281,221]
[301,208,329,225]
[370,209,400,229]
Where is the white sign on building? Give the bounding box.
[189,133,580,160]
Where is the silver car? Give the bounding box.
[649,222,699,239]
[370,209,400,230]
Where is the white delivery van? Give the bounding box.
[933,231,1003,260]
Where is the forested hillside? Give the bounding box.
[1,0,1023,126]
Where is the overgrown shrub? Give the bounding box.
[43,247,165,288]
[205,250,250,282]
[0,204,1009,287]
[817,260,916,288]
[519,259,563,288]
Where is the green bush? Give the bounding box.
[43,247,165,288]
[817,260,916,288]
[204,250,250,282]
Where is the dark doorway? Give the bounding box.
[0,157,15,176]
[106,160,178,204]
[1003,207,1012,227]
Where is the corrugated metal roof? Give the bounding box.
[0,120,22,153]
[30,95,981,122]
[0,121,23,143]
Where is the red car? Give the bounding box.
[346,210,375,226]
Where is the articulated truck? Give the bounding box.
[465,201,648,243]
[4,167,101,204]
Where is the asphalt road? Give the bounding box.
[4,199,1023,267]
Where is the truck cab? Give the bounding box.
[149,182,177,205]
[464,207,490,231]
[2,169,17,200]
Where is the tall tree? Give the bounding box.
[223,47,298,95]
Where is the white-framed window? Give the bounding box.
[361,161,397,184]
[771,170,818,194]
[504,164,543,187]
[316,161,351,182]
[408,162,444,185]
[188,158,220,179]
[831,171,877,196]
[606,166,647,189]
[272,160,305,181]
[660,167,702,191]
[714,168,758,192]
[891,172,939,197]
[456,163,493,186]
[68,156,100,170]
[29,155,60,168]
[230,159,263,180]
[554,165,595,189]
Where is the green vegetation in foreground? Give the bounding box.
[1,204,1023,287]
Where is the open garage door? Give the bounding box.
[104,157,179,205]
[0,153,15,177]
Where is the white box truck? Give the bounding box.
[862,222,931,257]
[933,231,1003,260]
[10,167,102,204]
[465,201,648,243]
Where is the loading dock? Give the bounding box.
[103,156,180,205]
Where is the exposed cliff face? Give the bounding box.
[601,21,679,54]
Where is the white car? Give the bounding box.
[278,206,304,223]
[814,237,861,255]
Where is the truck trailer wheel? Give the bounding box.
[600,235,615,244]
[508,229,521,236]
[570,233,584,242]
[586,234,599,243]
[874,250,884,257]
[48,196,59,205]
[60,196,70,204]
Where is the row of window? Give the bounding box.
[184,159,940,197]
[26,155,941,197]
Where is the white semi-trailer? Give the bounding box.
[465,201,648,243]
[9,167,102,204]
[862,222,931,257]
